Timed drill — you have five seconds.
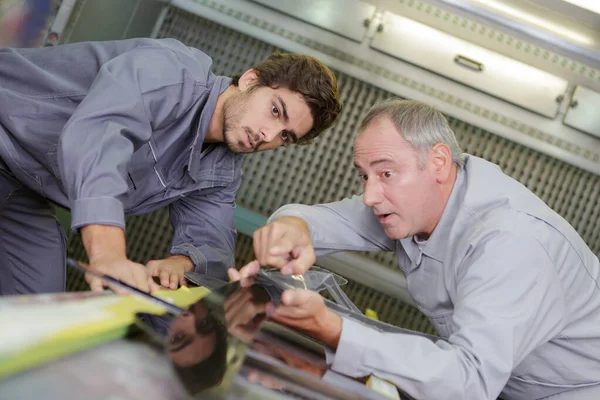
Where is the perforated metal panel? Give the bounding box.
[66,6,600,336]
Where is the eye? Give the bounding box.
[271,104,279,117]
[358,174,368,181]
[281,131,289,141]
[382,171,393,179]
[169,331,185,344]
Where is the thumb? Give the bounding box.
[287,245,315,275]
[146,261,158,275]
[273,290,320,321]
[281,289,312,306]
[148,278,162,292]
[240,260,260,279]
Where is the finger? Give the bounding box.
[239,276,255,288]
[142,264,161,291]
[179,270,187,288]
[146,260,158,275]
[148,276,158,292]
[86,274,105,292]
[159,270,170,288]
[240,260,260,280]
[148,279,162,292]
[281,289,308,306]
[272,290,318,319]
[263,225,288,264]
[281,263,293,275]
[108,282,130,296]
[267,236,295,259]
[236,262,258,288]
[263,253,290,269]
[258,228,276,267]
[253,228,267,266]
[134,269,150,293]
[284,246,316,275]
[228,268,241,282]
[169,273,179,290]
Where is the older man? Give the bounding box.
[0,38,341,295]
[232,99,600,399]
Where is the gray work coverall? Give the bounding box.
[0,38,241,295]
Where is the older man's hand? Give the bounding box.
[267,289,342,350]
[237,216,316,282]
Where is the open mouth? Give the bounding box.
[377,213,392,223]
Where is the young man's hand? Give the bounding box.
[81,224,160,293]
[238,216,316,281]
[146,255,194,290]
[86,256,161,293]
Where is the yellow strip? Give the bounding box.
[0,286,209,379]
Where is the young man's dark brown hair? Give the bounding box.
[233,52,342,144]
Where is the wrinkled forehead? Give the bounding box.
[354,117,401,148]
[353,118,420,168]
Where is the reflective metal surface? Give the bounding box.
[371,11,569,118]
[249,0,376,42]
[135,281,389,399]
[424,0,600,70]
[563,85,600,139]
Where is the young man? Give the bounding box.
[232,99,600,399]
[0,38,341,295]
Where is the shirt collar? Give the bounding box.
[400,237,423,267]
[420,158,468,262]
[187,75,232,181]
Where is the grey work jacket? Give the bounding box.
[270,154,600,399]
[0,38,242,278]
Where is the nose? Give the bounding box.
[363,178,383,207]
[261,122,285,143]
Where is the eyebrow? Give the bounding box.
[354,158,394,170]
[276,94,298,143]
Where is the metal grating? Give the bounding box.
[66,7,600,336]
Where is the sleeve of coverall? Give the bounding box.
[268,194,396,256]
[169,172,242,280]
[328,232,566,400]
[58,46,204,231]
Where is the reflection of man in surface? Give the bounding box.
[167,300,228,394]
[224,284,328,392]
[251,339,326,378]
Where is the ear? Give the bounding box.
[237,69,259,92]
[429,143,453,182]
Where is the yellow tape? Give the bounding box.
[0,286,210,379]
[366,375,401,400]
[365,308,379,321]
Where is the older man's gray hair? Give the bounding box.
[358,98,465,169]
